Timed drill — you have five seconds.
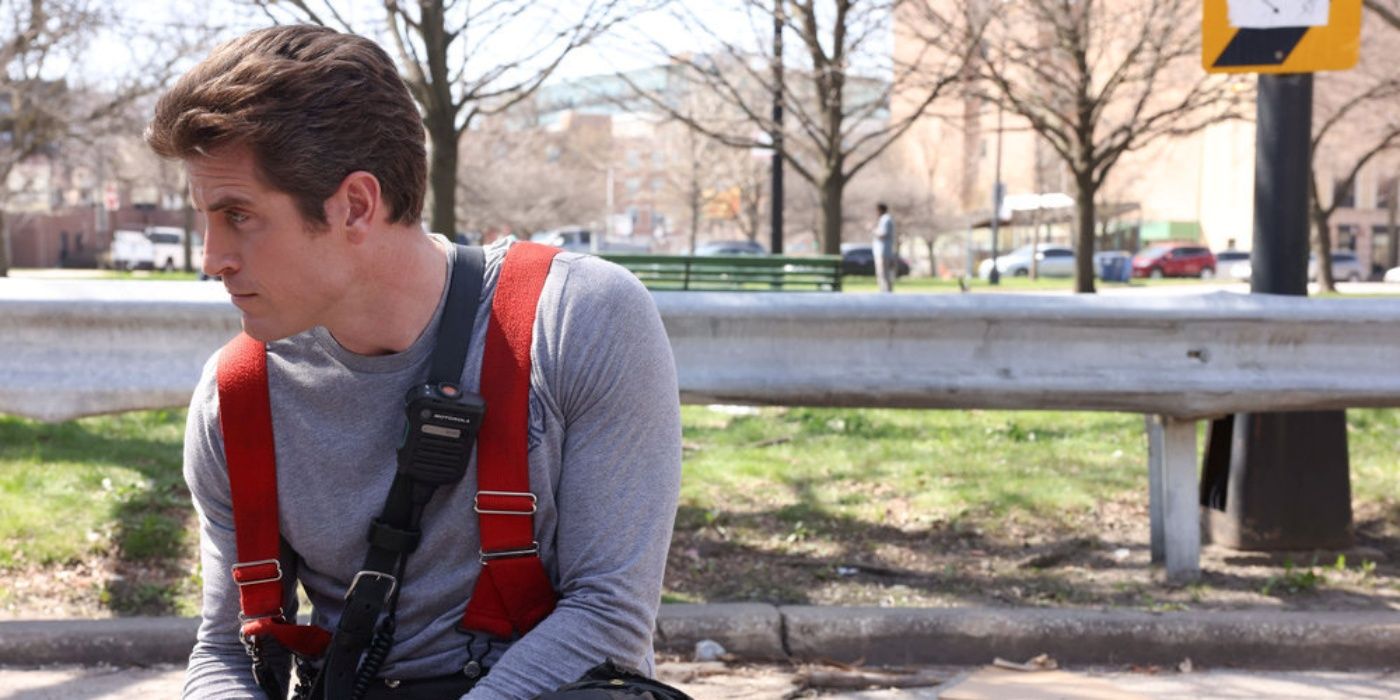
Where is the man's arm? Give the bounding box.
[183,358,295,698]
[464,256,682,700]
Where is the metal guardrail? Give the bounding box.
[4,279,1400,581]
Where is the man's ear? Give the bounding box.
[334,171,382,243]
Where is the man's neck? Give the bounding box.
[324,229,450,356]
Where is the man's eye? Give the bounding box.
[227,210,249,225]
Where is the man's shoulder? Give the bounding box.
[496,240,649,303]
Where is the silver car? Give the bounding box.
[1214,250,1251,280]
[1309,251,1365,282]
[977,244,1075,279]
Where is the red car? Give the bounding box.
[1132,244,1217,279]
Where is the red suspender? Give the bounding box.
[217,332,331,657]
[460,241,561,637]
[217,241,561,658]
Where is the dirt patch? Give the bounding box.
[3,499,1398,620]
[0,550,198,620]
[664,498,1400,612]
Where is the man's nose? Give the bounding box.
[201,226,238,279]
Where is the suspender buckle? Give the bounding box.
[474,490,537,515]
[346,570,399,603]
[232,559,283,586]
[238,608,286,624]
[479,542,540,564]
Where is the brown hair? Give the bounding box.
[146,25,426,227]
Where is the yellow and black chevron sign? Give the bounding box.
[1203,0,1362,74]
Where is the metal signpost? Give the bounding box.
[1198,0,1362,550]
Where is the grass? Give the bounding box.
[0,410,194,614]
[1,406,1396,615]
[96,269,204,281]
[679,406,1400,524]
[679,406,1146,531]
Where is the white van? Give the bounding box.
[146,226,204,272]
[106,230,155,270]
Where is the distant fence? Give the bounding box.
[5,279,1400,582]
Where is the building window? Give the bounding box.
[625,178,641,197]
[1378,176,1398,211]
[1337,224,1358,250]
[1332,178,1356,209]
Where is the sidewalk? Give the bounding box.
[3,663,1400,699]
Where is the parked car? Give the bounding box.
[1386,266,1400,283]
[977,244,1075,279]
[1214,250,1250,280]
[1132,244,1216,279]
[696,240,766,256]
[1309,251,1365,282]
[530,227,650,254]
[840,243,910,277]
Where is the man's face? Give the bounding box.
[188,145,352,342]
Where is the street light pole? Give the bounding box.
[770,0,785,255]
[989,101,1005,285]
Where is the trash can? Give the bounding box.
[1096,251,1131,282]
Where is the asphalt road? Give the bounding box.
[3,664,1400,699]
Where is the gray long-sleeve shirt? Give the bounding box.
[183,238,682,699]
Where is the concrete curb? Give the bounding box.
[3,606,1399,669]
[779,607,1400,669]
[0,617,200,667]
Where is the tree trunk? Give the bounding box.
[427,116,459,236]
[182,197,195,273]
[1388,194,1398,270]
[1313,208,1337,293]
[0,210,9,277]
[818,175,844,256]
[1029,211,1041,280]
[1073,175,1097,293]
[688,185,701,255]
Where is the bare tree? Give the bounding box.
[457,105,611,239]
[934,0,1243,293]
[250,0,635,238]
[653,86,770,253]
[0,0,193,276]
[618,0,974,255]
[1366,0,1400,29]
[1308,67,1400,292]
[657,119,725,253]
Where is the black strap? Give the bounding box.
[313,243,486,699]
[431,245,485,386]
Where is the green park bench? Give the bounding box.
[600,254,843,292]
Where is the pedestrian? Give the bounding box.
[146,25,686,700]
[872,202,897,292]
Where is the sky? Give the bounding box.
[74,1,892,92]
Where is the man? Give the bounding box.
[146,25,682,699]
[872,203,897,293]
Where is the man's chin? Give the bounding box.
[240,316,307,343]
